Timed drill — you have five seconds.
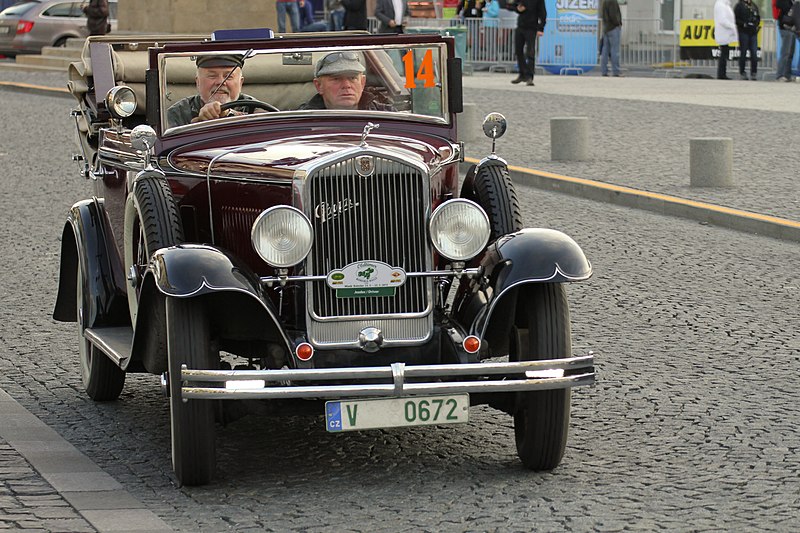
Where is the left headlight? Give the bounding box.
[251,206,313,268]
[105,86,137,119]
[429,199,490,261]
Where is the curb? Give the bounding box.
[462,159,800,243]
[0,80,71,99]
[0,388,172,532]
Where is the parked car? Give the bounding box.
[0,0,116,56]
[54,30,595,486]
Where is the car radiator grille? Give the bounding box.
[307,156,430,320]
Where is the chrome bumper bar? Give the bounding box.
[179,354,595,400]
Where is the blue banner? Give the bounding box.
[540,0,599,74]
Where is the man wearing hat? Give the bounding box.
[299,51,394,111]
[167,54,255,128]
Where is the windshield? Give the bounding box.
[160,43,449,134]
[1,1,40,16]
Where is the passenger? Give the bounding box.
[166,55,255,127]
[299,52,394,111]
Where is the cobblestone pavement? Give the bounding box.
[0,438,94,532]
[0,70,798,531]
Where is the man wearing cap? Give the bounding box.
[167,54,255,128]
[299,52,394,111]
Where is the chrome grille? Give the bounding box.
[307,156,430,320]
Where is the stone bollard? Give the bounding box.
[550,117,589,161]
[690,138,734,187]
[460,103,481,143]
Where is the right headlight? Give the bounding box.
[251,206,313,268]
[429,199,490,261]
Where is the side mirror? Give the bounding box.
[482,112,507,140]
[131,124,157,169]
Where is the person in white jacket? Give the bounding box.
[714,0,738,79]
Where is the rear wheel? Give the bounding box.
[166,297,216,486]
[511,283,572,471]
[76,260,125,401]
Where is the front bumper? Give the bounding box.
[177,354,595,400]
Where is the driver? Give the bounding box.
[166,54,256,127]
[299,52,394,111]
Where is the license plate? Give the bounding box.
[325,394,469,432]
[0,27,10,34]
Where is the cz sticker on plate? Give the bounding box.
[325,394,469,432]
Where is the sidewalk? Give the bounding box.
[0,389,171,532]
[0,62,797,531]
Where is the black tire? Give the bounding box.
[461,163,523,242]
[124,176,183,326]
[511,283,572,471]
[53,37,68,48]
[166,297,216,486]
[76,262,125,401]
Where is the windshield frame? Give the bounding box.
[158,41,452,137]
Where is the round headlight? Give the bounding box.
[251,206,313,268]
[429,199,490,261]
[105,86,137,119]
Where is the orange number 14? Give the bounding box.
[402,49,436,89]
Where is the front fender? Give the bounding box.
[454,228,591,354]
[145,243,293,347]
[52,199,128,327]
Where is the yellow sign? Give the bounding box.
[679,19,763,48]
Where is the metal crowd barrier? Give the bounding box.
[367,16,779,76]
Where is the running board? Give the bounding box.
[84,326,133,368]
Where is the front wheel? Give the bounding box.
[460,162,523,243]
[511,283,572,471]
[166,297,216,486]
[77,260,125,401]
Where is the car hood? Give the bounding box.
[168,133,454,178]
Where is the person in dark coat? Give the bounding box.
[82,0,109,36]
[599,0,623,76]
[375,0,410,33]
[734,0,761,80]
[505,0,546,85]
[776,0,795,80]
[341,0,368,30]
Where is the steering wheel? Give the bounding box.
[220,100,280,114]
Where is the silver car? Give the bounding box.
[0,0,116,56]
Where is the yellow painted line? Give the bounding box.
[0,81,69,93]
[465,157,800,229]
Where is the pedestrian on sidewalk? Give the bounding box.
[776,0,795,81]
[506,0,546,86]
[782,0,800,75]
[82,0,109,36]
[599,0,622,77]
[329,0,346,31]
[276,0,301,33]
[734,0,761,80]
[375,0,410,33]
[342,0,368,30]
[298,0,328,31]
[714,0,737,80]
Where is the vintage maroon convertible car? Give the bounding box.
[54,30,594,486]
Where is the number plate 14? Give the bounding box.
[325,394,469,432]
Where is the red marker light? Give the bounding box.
[463,336,481,354]
[16,20,34,34]
[296,342,314,361]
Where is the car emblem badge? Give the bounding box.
[355,155,374,177]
